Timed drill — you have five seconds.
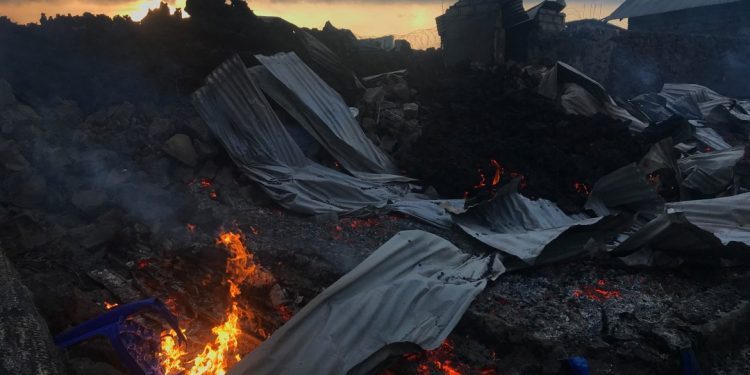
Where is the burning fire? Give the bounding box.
[103,301,119,310]
[159,230,270,375]
[571,279,621,302]
[466,160,526,198]
[490,160,503,187]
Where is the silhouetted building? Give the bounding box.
[605,0,750,36]
[436,0,527,66]
[436,0,567,66]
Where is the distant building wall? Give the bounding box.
[628,2,750,36]
[528,22,750,98]
[437,0,505,66]
[609,32,750,98]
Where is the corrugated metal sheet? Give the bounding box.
[615,193,750,257]
[538,62,648,132]
[678,146,744,195]
[605,0,740,20]
[229,230,504,375]
[526,0,566,20]
[692,123,732,151]
[193,55,453,227]
[0,248,64,375]
[668,194,750,245]
[455,180,611,265]
[585,163,665,217]
[255,52,400,179]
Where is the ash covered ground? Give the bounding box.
[2,1,750,375]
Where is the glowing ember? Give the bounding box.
[137,259,150,269]
[571,279,621,302]
[103,301,119,310]
[159,230,271,375]
[407,340,466,375]
[187,223,197,234]
[343,218,380,229]
[574,182,590,195]
[199,179,213,189]
[275,304,294,322]
[209,191,218,200]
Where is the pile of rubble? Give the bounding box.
[2,3,750,374]
[357,70,422,160]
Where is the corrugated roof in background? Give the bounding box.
[605,0,741,20]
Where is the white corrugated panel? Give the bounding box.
[255,52,400,179]
[605,0,740,20]
[193,55,452,227]
[229,230,504,375]
[455,180,608,265]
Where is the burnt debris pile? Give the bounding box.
[2,1,750,375]
[402,67,647,212]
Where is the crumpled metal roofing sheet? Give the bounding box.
[605,0,740,20]
[692,123,732,151]
[0,248,64,375]
[585,163,665,217]
[668,194,750,245]
[615,193,750,256]
[538,61,648,132]
[228,230,504,375]
[255,52,400,179]
[193,55,452,227]
[678,146,744,195]
[454,181,607,265]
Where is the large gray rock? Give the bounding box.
[147,118,174,140]
[363,87,385,105]
[71,190,107,213]
[390,82,411,101]
[0,104,43,137]
[6,172,47,208]
[403,103,419,120]
[0,139,30,171]
[163,133,198,167]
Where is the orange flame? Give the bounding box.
[104,301,119,310]
[159,230,270,375]
[160,331,188,374]
[490,159,503,187]
[473,168,487,189]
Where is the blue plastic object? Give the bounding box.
[565,356,590,375]
[54,297,186,375]
[680,349,703,375]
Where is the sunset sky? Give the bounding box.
[0,0,625,43]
